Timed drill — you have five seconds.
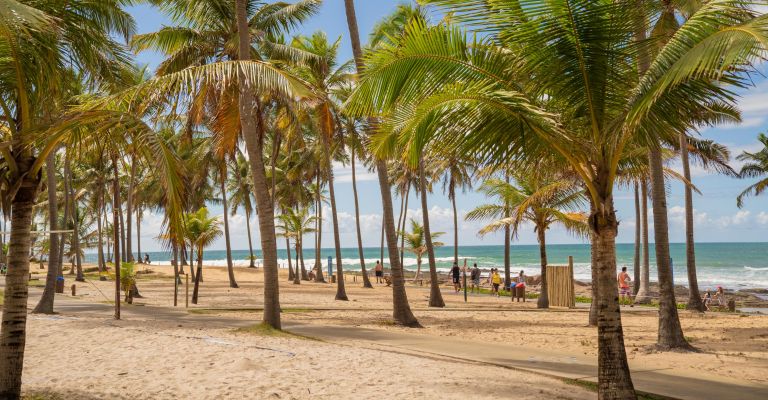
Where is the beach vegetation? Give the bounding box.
[736,133,768,207]
[345,0,766,396]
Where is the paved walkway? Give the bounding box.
[18,289,768,400]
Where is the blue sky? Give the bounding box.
[126,1,768,251]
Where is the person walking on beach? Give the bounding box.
[491,269,502,297]
[451,262,461,292]
[144,253,151,264]
[374,260,384,284]
[618,267,632,303]
[470,263,481,293]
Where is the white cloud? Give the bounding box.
[757,212,768,225]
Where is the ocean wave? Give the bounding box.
[744,266,768,271]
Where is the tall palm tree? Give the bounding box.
[439,156,473,266]
[402,219,444,282]
[291,31,352,300]
[0,1,137,394]
[466,172,588,308]
[217,156,239,288]
[736,133,768,207]
[679,137,735,310]
[347,1,765,395]
[342,0,420,326]
[185,207,222,304]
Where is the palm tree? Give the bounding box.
[277,207,317,285]
[466,172,587,308]
[679,137,735,310]
[185,208,222,304]
[347,1,765,395]
[736,133,768,207]
[0,1,137,394]
[291,31,352,300]
[402,219,444,282]
[439,156,473,266]
[135,0,322,328]
[342,0,420,326]
[229,151,257,268]
[217,157,239,288]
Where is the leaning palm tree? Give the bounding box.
[185,207,222,304]
[342,0,420,327]
[467,171,588,308]
[736,133,768,207]
[402,219,444,283]
[346,1,767,396]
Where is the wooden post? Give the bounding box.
[70,284,76,296]
[185,273,189,308]
[568,256,575,308]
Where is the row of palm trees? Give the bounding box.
[2,1,768,399]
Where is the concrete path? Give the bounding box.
[19,289,768,400]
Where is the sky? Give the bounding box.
[125,1,768,252]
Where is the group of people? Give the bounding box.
[617,266,729,311]
[449,263,526,297]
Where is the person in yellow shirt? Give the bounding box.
[491,269,502,297]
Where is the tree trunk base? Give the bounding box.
[335,293,349,301]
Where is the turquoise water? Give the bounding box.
[87,242,768,289]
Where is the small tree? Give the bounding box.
[402,219,444,282]
[185,208,222,304]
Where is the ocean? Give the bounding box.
[85,242,768,290]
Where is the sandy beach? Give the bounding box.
[8,263,766,399]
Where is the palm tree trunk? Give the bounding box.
[419,157,444,308]
[649,147,692,350]
[126,153,136,262]
[0,156,39,398]
[504,172,511,287]
[192,249,203,304]
[680,133,704,311]
[314,170,325,283]
[636,181,651,303]
[299,237,308,280]
[536,224,549,309]
[287,237,295,282]
[188,243,195,282]
[351,146,372,288]
[293,241,301,285]
[633,183,641,295]
[67,155,83,282]
[414,258,422,282]
[112,153,122,320]
[591,196,636,398]
[220,163,238,288]
[344,0,419,326]
[136,207,142,263]
[399,184,410,268]
[97,179,105,273]
[451,192,458,265]
[119,198,126,263]
[61,160,70,273]
[380,217,384,262]
[245,207,256,268]
[33,153,61,314]
[588,227,598,327]
[327,156,348,300]
[236,0,280,329]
